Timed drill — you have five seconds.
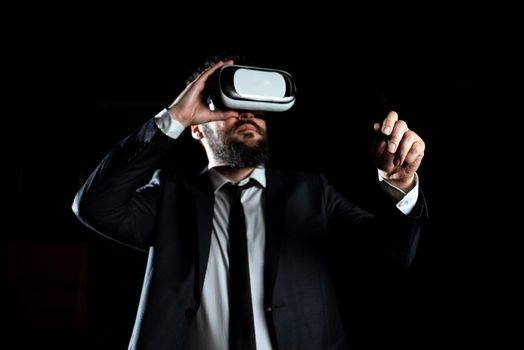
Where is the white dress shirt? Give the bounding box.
[154,109,420,350]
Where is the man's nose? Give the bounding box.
[238,112,255,120]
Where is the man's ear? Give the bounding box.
[191,125,204,140]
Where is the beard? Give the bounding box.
[203,120,269,168]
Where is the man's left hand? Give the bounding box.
[372,111,425,192]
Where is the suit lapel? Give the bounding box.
[189,171,214,302]
[265,169,287,301]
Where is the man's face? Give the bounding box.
[200,111,269,168]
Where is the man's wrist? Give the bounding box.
[378,171,415,193]
[167,106,192,128]
[378,171,419,215]
[154,109,186,139]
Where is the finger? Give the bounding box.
[386,120,409,154]
[372,122,387,156]
[381,111,398,136]
[402,141,425,174]
[197,59,234,82]
[206,110,239,122]
[182,60,233,104]
[403,140,425,166]
[218,110,239,120]
[394,130,421,166]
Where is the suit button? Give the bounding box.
[185,308,196,319]
[266,307,272,312]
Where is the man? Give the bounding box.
[73,58,427,350]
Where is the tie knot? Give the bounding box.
[225,179,257,198]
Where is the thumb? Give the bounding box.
[372,122,396,172]
[210,110,239,121]
[372,122,387,156]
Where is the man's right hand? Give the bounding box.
[167,60,239,128]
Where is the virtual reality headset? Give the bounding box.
[207,64,296,113]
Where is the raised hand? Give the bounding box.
[167,60,239,127]
[372,111,425,192]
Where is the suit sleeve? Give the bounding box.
[72,118,178,251]
[321,174,428,267]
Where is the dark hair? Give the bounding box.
[185,52,257,85]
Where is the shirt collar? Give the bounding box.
[208,167,266,194]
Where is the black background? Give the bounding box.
[3,10,515,349]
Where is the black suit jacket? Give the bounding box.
[73,118,427,350]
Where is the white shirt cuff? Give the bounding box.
[378,171,420,215]
[154,109,185,139]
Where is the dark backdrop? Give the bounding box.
[4,19,511,349]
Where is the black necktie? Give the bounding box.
[225,180,257,350]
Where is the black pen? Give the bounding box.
[379,92,390,144]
